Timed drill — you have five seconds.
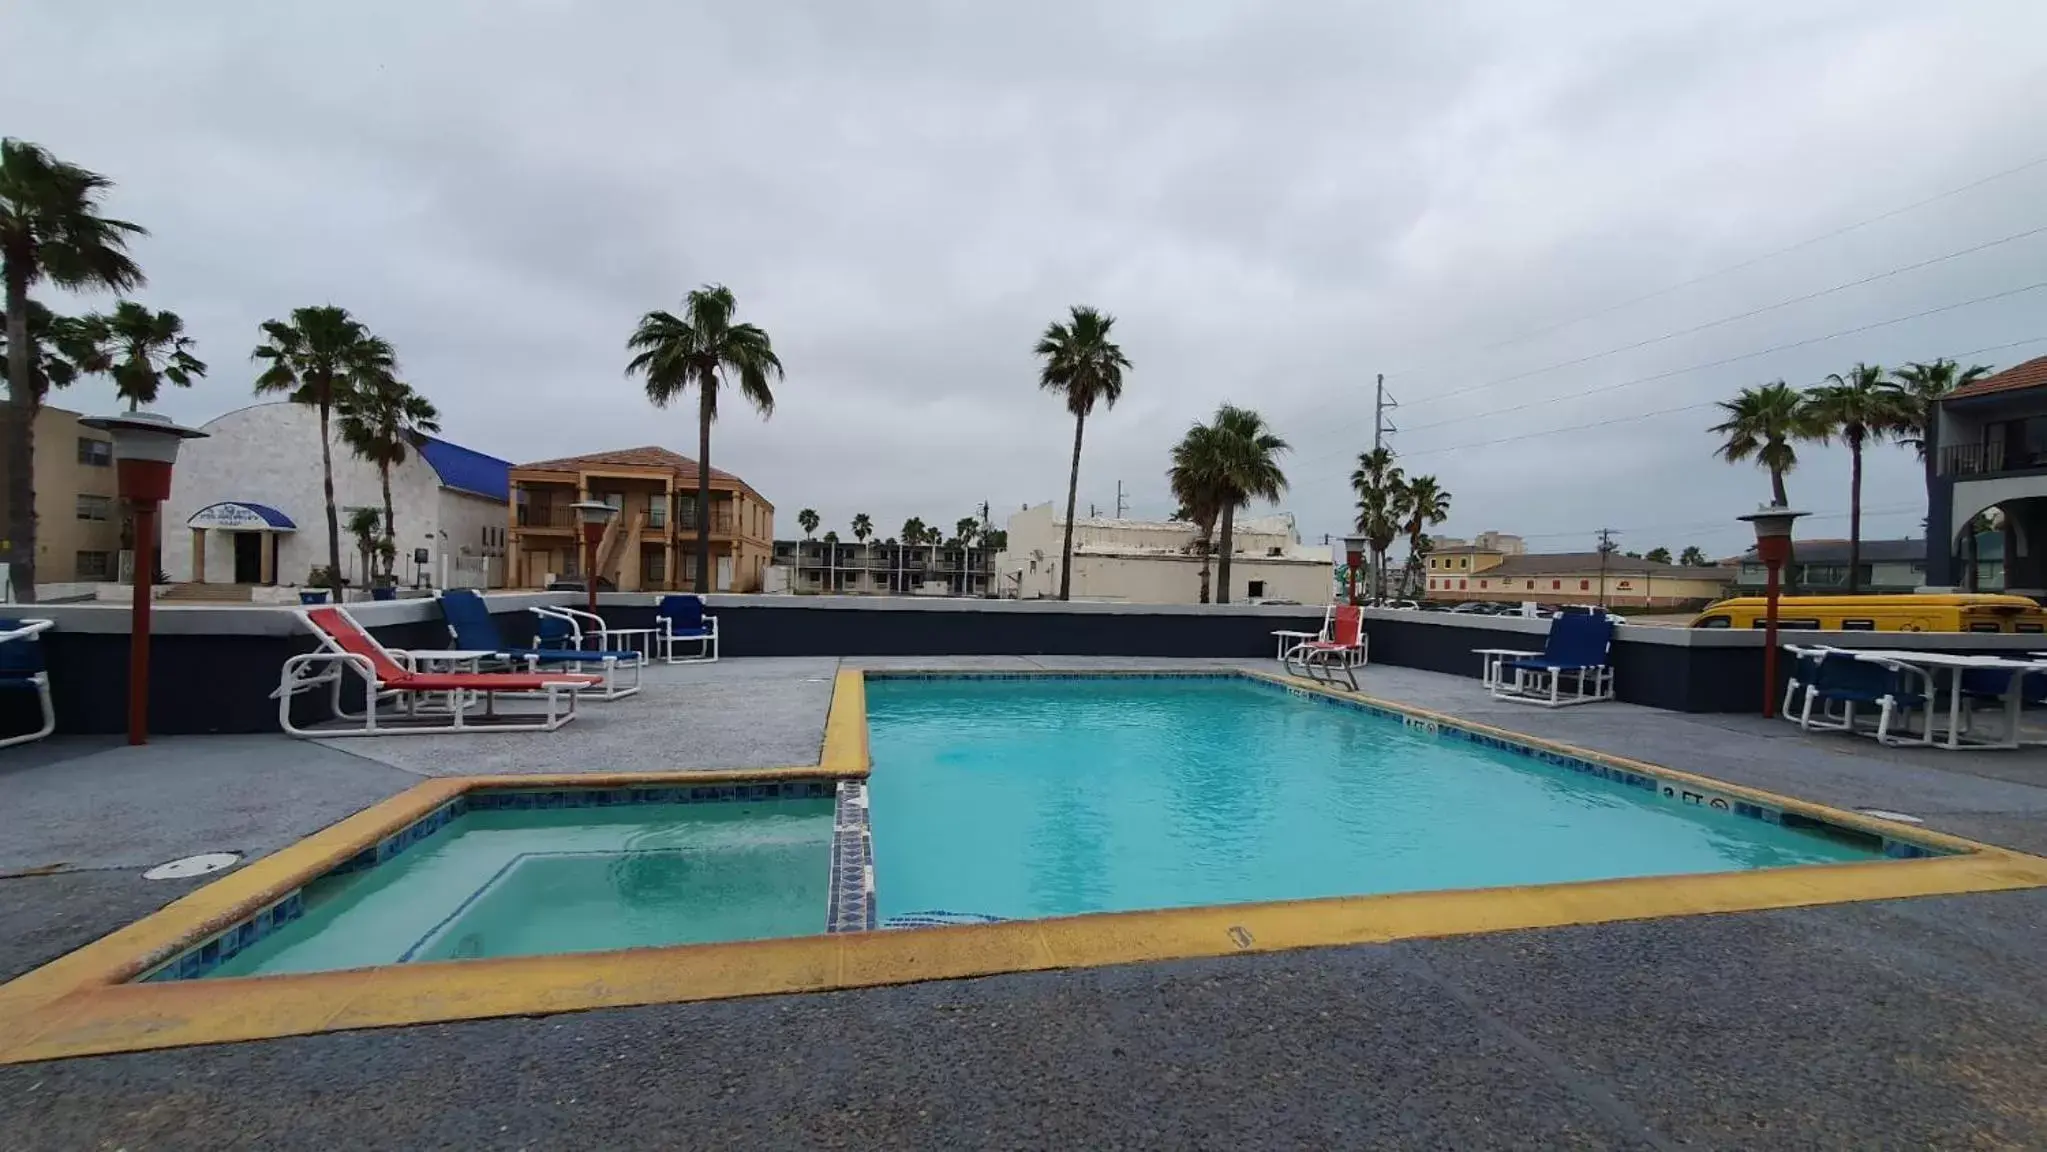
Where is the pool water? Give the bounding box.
[865,677,1883,924]
[209,798,833,977]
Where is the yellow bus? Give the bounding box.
[1688,593,2047,633]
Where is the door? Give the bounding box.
[232,533,263,583]
[716,556,733,591]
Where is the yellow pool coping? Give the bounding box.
[3,665,2045,1065]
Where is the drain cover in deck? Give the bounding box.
[143,852,241,880]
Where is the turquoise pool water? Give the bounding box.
[865,677,1883,924]
[208,798,833,977]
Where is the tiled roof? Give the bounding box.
[513,445,740,482]
[1480,551,1714,578]
[1941,355,2047,402]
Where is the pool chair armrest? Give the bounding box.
[0,619,55,643]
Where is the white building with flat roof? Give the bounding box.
[994,503,1333,604]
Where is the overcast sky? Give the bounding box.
[7,1,2047,557]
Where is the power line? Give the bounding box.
[1389,334,2047,461]
[1375,149,2047,382]
[1394,280,2047,436]
[1488,503,1922,546]
[1391,222,2047,413]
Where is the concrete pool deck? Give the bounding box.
[2,657,2046,1146]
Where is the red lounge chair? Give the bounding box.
[277,606,601,737]
[1283,605,1368,691]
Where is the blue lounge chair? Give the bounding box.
[654,595,719,664]
[1952,665,2047,747]
[1793,651,1929,746]
[0,618,55,749]
[1491,612,1615,707]
[436,590,641,700]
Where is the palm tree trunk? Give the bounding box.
[319,397,342,599]
[1197,529,1213,604]
[380,462,397,579]
[1847,441,1863,594]
[1216,504,1237,604]
[2,258,35,603]
[695,385,714,594]
[1059,412,1085,601]
[1770,467,1787,507]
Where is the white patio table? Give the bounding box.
[1846,649,2047,750]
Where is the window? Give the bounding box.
[1458,579,1467,590]
[2018,622,2044,634]
[75,550,111,579]
[1526,580,1535,590]
[75,494,112,521]
[1460,558,1469,569]
[1247,580,1266,598]
[1841,619,1876,631]
[1579,580,1589,591]
[1551,580,1561,590]
[1478,580,1487,589]
[643,549,667,584]
[1697,615,1730,629]
[1428,558,1437,569]
[77,437,112,466]
[1753,618,1819,629]
[1968,621,2001,633]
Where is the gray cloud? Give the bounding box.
[7,0,2047,558]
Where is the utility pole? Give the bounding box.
[1369,374,1398,601]
[1595,528,1617,609]
[1115,480,1128,520]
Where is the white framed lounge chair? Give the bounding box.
[1283,605,1367,691]
[654,594,719,664]
[276,606,600,737]
[0,617,56,749]
[1489,612,1615,707]
[530,605,654,667]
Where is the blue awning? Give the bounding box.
[188,501,297,531]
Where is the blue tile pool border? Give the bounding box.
[828,781,876,932]
[863,669,1951,863]
[138,779,842,983]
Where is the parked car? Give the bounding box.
[544,576,617,593]
[1558,604,1628,625]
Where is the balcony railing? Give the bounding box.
[516,505,576,529]
[1940,442,2005,477]
[675,508,737,534]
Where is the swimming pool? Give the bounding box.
[865,674,1903,924]
[152,785,844,980]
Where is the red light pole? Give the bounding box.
[1738,504,1807,719]
[1342,533,1368,606]
[79,413,208,746]
[571,499,617,618]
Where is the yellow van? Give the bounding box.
[1688,594,2047,633]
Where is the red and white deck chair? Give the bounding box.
[276,606,601,737]
[1282,604,1369,690]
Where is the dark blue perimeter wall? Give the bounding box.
[1,602,1799,739]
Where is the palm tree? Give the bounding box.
[955,516,978,547]
[252,306,396,598]
[338,372,440,579]
[900,517,926,547]
[797,508,819,540]
[2,139,146,602]
[1205,405,1290,604]
[851,512,873,544]
[1709,380,1814,506]
[1679,545,1709,567]
[1398,475,1451,599]
[1035,305,1131,600]
[81,301,205,411]
[1891,358,1993,566]
[626,284,783,594]
[345,506,383,589]
[1167,421,1227,604]
[1805,363,1909,594]
[1350,447,1406,604]
[0,301,101,417]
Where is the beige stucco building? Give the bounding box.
[19,405,125,586]
[1423,547,1730,609]
[507,447,775,592]
[994,503,1333,603]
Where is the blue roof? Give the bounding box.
[416,435,510,502]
